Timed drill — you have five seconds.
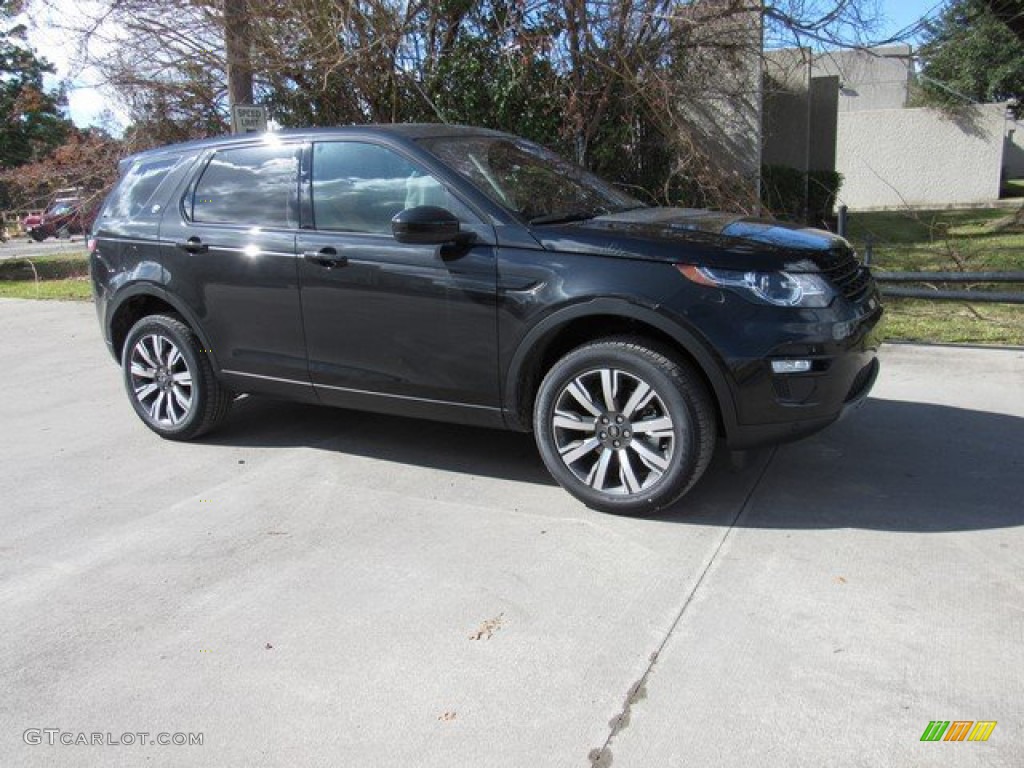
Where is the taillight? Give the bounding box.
[87,237,97,254]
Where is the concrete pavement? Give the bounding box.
[0,299,1021,767]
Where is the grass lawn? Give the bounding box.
[0,252,92,301]
[845,207,1024,346]
[882,299,1024,346]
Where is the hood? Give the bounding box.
[533,207,849,271]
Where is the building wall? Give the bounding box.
[763,48,810,170]
[808,76,839,171]
[1004,120,1024,178]
[836,105,1005,210]
[763,47,849,175]
[763,76,839,172]
[765,47,811,90]
[677,0,764,202]
[813,45,912,113]
[762,88,809,169]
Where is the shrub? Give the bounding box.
[761,165,843,225]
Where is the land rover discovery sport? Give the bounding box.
[90,125,882,514]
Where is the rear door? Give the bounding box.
[161,141,311,398]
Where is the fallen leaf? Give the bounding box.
[469,613,504,641]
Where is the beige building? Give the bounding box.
[763,45,1011,210]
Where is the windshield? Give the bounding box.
[47,200,78,216]
[418,135,643,225]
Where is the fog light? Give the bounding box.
[771,359,812,374]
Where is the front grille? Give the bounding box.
[815,247,874,303]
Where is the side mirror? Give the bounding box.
[391,206,467,245]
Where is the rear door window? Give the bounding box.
[192,145,299,228]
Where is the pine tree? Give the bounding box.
[0,1,72,169]
[918,0,1024,116]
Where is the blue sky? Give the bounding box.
[879,0,946,39]
[25,0,951,130]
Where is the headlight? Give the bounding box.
[677,265,836,308]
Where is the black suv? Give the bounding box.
[90,125,882,513]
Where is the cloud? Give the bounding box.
[19,0,130,131]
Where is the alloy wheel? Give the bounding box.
[129,333,194,427]
[551,367,679,495]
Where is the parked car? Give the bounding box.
[24,189,97,241]
[90,125,882,513]
[21,210,47,234]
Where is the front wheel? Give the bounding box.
[121,314,232,440]
[534,337,716,514]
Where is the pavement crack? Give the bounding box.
[587,447,778,767]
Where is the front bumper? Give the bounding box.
[692,288,885,449]
[726,355,879,448]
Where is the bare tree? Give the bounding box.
[33,0,904,211]
[224,0,253,106]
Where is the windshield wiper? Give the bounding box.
[528,210,600,226]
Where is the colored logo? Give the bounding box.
[920,721,997,742]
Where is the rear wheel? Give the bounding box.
[121,314,231,440]
[534,337,716,514]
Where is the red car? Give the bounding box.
[23,190,98,241]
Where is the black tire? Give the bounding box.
[121,314,232,440]
[29,229,46,242]
[534,336,716,514]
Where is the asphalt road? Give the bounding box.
[1,299,1022,767]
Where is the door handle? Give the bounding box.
[175,237,209,254]
[303,247,348,268]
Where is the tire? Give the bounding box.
[534,336,716,514]
[121,314,232,440]
[29,229,46,242]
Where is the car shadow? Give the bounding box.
[202,395,1024,533]
[658,397,1024,533]
[202,394,554,486]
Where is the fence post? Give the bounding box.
[837,205,848,238]
[863,235,873,266]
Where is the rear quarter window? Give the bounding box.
[102,155,185,220]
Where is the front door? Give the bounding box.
[297,140,500,425]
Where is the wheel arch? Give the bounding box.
[108,285,218,371]
[503,298,738,439]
